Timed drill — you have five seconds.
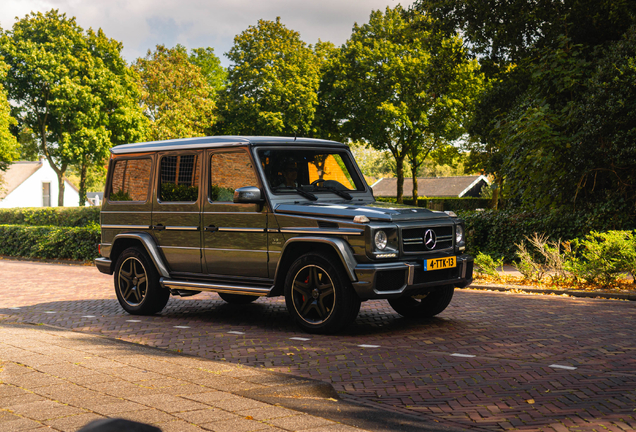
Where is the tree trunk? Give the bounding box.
[396,155,405,204]
[79,161,87,207]
[410,158,421,206]
[491,173,502,210]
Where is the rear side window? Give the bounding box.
[210,151,258,202]
[109,158,152,202]
[159,154,201,202]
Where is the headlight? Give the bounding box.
[456,225,464,244]
[374,230,388,250]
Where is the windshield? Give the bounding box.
[257,149,366,197]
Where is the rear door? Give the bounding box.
[202,148,269,279]
[151,151,203,274]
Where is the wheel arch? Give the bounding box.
[272,236,358,296]
[110,232,170,278]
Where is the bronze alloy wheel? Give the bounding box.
[291,264,336,325]
[117,257,148,306]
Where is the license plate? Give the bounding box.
[424,256,456,271]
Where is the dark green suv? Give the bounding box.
[95,136,473,333]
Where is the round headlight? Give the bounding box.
[456,225,464,244]
[374,230,388,250]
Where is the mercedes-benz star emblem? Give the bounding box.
[424,229,437,250]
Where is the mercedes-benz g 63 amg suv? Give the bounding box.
[95,136,473,333]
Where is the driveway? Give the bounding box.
[1,259,635,432]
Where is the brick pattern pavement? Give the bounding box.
[1,259,636,432]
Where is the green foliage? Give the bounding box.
[324,6,484,203]
[160,183,198,202]
[176,45,227,94]
[458,209,634,262]
[0,9,148,206]
[568,231,635,287]
[474,252,503,280]
[133,45,216,141]
[209,184,235,202]
[0,58,18,171]
[0,207,99,227]
[109,189,132,201]
[0,224,99,261]
[217,17,321,136]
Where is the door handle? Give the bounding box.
[151,224,165,230]
[205,225,218,232]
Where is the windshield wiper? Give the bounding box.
[314,186,352,200]
[293,187,318,201]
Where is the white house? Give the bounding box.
[0,159,83,208]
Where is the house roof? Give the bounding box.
[371,175,489,198]
[0,160,43,200]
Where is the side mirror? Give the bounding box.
[233,186,264,204]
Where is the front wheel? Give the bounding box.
[388,286,455,318]
[284,253,360,334]
[114,247,169,315]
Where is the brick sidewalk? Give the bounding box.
[0,322,369,432]
[1,259,636,432]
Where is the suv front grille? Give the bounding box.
[402,226,453,254]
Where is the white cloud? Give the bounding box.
[0,0,414,66]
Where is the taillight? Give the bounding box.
[98,244,101,255]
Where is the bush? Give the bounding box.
[457,209,635,262]
[0,224,100,261]
[0,207,100,227]
[474,252,503,280]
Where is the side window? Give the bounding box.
[210,151,258,202]
[109,158,152,202]
[159,154,201,202]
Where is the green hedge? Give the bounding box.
[0,207,100,227]
[458,209,635,262]
[0,224,100,261]
[376,197,492,211]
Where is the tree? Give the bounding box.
[1,10,148,206]
[217,17,321,136]
[0,57,19,171]
[176,45,227,94]
[133,45,216,141]
[326,6,483,203]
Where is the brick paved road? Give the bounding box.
[1,259,635,432]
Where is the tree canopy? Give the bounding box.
[324,6,484,203]
[0,57,18,172]
[217,17,321,136]
[133,44,216,141]
[0,9,147,205]
[176,45,227,94]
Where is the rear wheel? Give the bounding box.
[114,247,169,315]
[218,293,259,304]
[285,253,360,334]
[388,285,455,318]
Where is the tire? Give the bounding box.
[388,285,455,318]
[114,247,170,315]
[284,253,361,334]
[218,293,259,304]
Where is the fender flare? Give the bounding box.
[275,236,358,282]
[111,232,170,278]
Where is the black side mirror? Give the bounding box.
[233,186,264,204]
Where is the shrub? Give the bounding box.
[0,224,100,261]
[0,207,100,227]
[567,231,635,287]
[474,252,503,280]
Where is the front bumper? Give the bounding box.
[351,254,473,300]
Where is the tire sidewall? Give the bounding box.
[114,247,166,315]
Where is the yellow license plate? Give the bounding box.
[424,256,456,271]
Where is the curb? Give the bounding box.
[463,284,636,301]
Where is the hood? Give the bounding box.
[274,201,450,222]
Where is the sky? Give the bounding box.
[1,0,415,67]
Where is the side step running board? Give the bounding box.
[160,278,273,297]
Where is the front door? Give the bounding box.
[151,151,203,274]
[203,149,269,279]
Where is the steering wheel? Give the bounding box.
[310,179,326,186]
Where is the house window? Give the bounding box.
[42,182,51,207]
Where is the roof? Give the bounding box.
[111,136,346,155]
[0,160,43,199]
[371,175,490,198]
